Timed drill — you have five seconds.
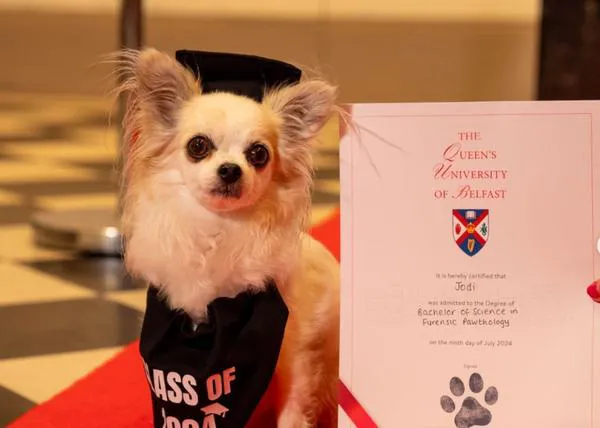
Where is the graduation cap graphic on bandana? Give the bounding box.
[139,50,299,428]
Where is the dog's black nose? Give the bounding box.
[217,163,242,184]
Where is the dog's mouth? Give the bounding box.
[210,184,242,199]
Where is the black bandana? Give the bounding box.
[139,283,288,428]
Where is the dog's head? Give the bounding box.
[118,49,336,223]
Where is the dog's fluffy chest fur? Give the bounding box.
[125,180,302,320]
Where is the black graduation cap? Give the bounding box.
[175,50,302,102]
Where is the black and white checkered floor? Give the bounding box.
[0,92,340,425]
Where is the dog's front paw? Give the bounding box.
[277,406,313,428]
[277,418,312,428]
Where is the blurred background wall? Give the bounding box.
[0,0,541,102]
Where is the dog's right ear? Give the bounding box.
[117,48,199,139]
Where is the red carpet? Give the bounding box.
[9,209,340,428]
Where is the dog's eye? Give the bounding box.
[245,143,270,168]
[186,135,214,161]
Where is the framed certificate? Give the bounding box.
[339,102,600,427]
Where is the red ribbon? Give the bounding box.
[588,282,600,303]
[338,380,378,428]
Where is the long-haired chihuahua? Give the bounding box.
[116,48,340,427]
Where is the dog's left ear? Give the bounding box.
[264,80,337,180]
[264,80,337,145]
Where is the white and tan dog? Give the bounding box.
[116,48,340,428]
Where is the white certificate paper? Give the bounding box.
[339,102,600,428]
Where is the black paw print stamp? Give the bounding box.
[440,373,498,428]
